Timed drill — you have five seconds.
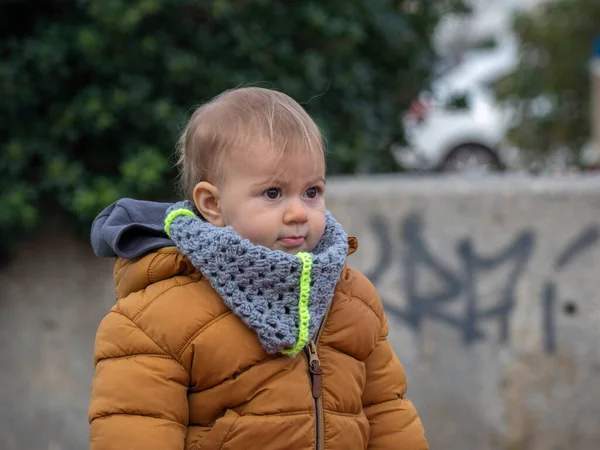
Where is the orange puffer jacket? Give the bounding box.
[88,239,428,450]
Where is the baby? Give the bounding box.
[89,87,428,449]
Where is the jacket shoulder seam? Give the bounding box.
[110,309,184,367]
[146,252,164,285]
[176,310,233,359]
[114,259,128,298]
[345,293,381,326]
[130,277,196,322]
[338,267,383,324]
[96,353,173,364]
[91,411,186,424]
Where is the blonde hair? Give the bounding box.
[176,87,325,199]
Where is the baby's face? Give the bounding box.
[217,145,327,254]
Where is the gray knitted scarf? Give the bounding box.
[164,201,348,356]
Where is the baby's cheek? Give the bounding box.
[308,224,326,250]
[229,223,254,242]
[315,213,327,236]
[239,225,275,248]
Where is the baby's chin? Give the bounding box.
[275,246,309,255]
[270,243,315,255]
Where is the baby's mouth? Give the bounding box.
[279,236,305,247]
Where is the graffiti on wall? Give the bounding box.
[366,214,599,353]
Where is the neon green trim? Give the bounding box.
[164,208,196,237]
[282,252,313,356]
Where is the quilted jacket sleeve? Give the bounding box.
[88,307,190,450]
[361,288,428,449]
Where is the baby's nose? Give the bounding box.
[284,199,308,223]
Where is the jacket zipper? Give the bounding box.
[306,306,331,450]
[307,340,325,450]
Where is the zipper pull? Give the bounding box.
[307,340,322,398]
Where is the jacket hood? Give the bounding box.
[91,198,175,259]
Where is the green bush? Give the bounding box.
[496,0,599,164]
[0,0,463,257]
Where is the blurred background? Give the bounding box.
[1,0,600,449]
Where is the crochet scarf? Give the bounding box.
[164,201,348,356]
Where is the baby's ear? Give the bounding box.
[193,181,225,227]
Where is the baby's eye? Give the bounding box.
[304,187,321,199]
[263,188,282,200]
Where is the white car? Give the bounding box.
[393,36,520,173]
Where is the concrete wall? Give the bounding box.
[2,175,600,449]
